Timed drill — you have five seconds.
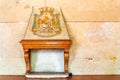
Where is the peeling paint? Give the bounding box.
[68,22,120,75]
[84,23,114,39]
[100,23,114,39]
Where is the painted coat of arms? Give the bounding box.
[32,7,61,37]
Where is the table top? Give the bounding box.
[23,6,70,40]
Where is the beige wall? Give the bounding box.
[0,0,120,22]
[0,0,120,75]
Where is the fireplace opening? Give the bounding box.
[30,49,64,73]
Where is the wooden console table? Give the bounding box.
[20,40,71,74]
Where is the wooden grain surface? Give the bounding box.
[0,75,120,80]
[20,40,72,74]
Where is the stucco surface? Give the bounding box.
[0,0,120,75]
[0,23,27,75]
[67,22,120,74]
[0,0,120,22]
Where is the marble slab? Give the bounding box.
[25,72,68,78]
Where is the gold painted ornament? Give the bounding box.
[32,7,61,37]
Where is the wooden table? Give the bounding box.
[20,40,71,74]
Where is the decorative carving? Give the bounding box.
[64,52,69,73]
[24,49,30,73]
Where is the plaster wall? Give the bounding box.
[0,0,120,75]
